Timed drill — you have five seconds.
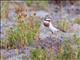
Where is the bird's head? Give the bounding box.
[43,15,51,27]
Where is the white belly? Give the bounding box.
[49,23,59,33]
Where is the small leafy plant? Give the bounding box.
[6,15,41,49]
[74,17,80,24]
[58,20,71,32]
[31,48,47,60]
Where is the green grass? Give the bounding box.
[74,17,80,24]
[1,2,9,19]
[31,48,47,60]
[58,20,71,32]
[57,35,80,60]
[26,0,48,10]
[3,16,41,49]
[73,33,80,60]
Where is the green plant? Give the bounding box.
[77,48,80,60]
[73,33,80,47]
[74,17,80,24]
[36,1,48,10]
[60,36,79,60]
[57,44,64,60]
[57,37,74,60]
[26,0,33,6]
[31,48,47,60]
[73,33,80,60]
[1,2,9,19]
[26,0,48,10]
[63,45,72,60]
[26,17,40,45]
[49,48,55,60]
[22,54,27,60]
[58,20,71,32]
[6,16,40,49]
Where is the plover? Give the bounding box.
[43,15,59,34]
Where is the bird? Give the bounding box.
[43,15,59,34]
